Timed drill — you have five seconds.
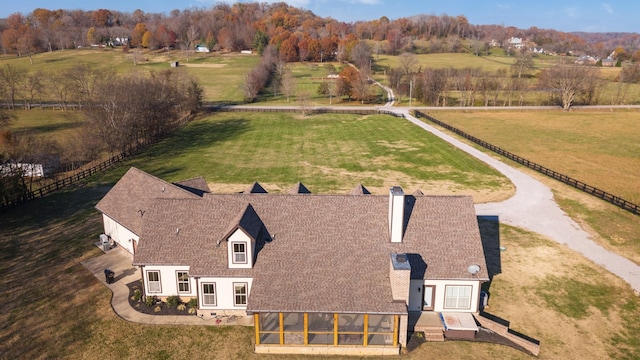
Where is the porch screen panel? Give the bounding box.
[283,313,304,344]
[259,313,280,344]
[308,313,334,345]
[337,314,364,345]
[367,314,394,346]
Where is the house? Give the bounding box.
[96,168,489,355]
[195,45,210,53]
[575,55,600,65]
[601,57,615,67]
[509,37,524,49]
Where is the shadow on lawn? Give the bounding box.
[128,117,250,180]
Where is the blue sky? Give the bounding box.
[3,0,639,33]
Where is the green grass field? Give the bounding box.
[5,110,84,143]
[123,112,511,198]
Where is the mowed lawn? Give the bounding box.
[123,112,511,200]
[2,111,640,359]
[428,109,640,265]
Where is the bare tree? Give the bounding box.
[511,50,534,78]
[281,69,296,102]
[398,52,418,77]
[540,63,599,110]
[351,41,372,73]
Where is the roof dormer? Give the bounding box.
[220,204,264,269]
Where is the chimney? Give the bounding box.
[389,186,405,243]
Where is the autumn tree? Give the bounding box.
[540,63,599,110]
[131,22,147,47]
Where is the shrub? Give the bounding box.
[133,289,142,301]
[154,305,162,313]
[188,298,198,308]
[166,295,181,307]
[177,304,187,311]
[145,296,155,307]
[188,307,197,315]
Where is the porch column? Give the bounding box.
[254,314,260,345]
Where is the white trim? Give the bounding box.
[146,270,161,293]
[202,282,217,306]
[233,282,248,306]
[176,271,190,293]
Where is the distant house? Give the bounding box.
[509,37,524,49]
[601,57,615,67]
[96,167,490,355]
[240,50,252,54]
[575,55,600,65]
[195,45,210,53]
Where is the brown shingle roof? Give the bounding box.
[349,183,371,195]
[94,167,202,235]
[133,191,488,314]
[174,177,210,196]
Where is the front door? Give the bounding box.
[423,285,435,311]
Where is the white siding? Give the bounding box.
[227,229,253,269]
[142,265,196,298]
[102,214,139,255]
[407,279,483,313]
[197,277,253,310]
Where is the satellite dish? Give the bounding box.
[467,264,481,275]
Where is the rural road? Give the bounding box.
[395,108,640,293]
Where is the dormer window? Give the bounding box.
[232,242,247,264]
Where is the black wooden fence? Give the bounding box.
[413,111,639,215]
[0,138,156,213]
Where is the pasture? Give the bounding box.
[1,110,639,358]
[429,109,640,264]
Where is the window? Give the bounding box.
[234,283,247,306]
[232,242,247,263]
[177,271,189,293]
[444,285,472,309]
[147,271,161,293]
[202,283,216,306]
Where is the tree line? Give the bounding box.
[2,3,639,63]
[385,51,640,109]
[0,66,202,205]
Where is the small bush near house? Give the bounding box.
[145,296,155,307]
[133,289,142,301]
[188,298,197,308]
[166,295,181,307]
[177,304,187,311]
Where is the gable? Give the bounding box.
[95,167,202,235]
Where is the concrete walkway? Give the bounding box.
[397,109,640,292]
[81,246,252,326]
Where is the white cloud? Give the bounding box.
[496,3,511,10]
[602,3,614,14]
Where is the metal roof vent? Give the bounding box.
[396,254,407,263]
